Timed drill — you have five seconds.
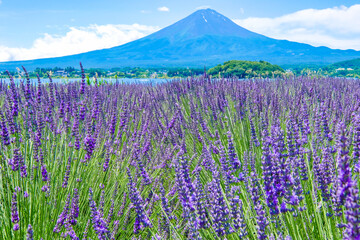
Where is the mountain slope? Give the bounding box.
[1,8,360,70]
[329,58,360,69]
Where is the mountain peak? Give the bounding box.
[146,8,263,40]
[190,8,230,24]
[193,8,222,15]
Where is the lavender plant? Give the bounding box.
[0,67,359,239]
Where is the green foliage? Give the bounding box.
[0,66,205,79]
[167,68,203,77]
[284,58,360,78]
[86,75,91,85]
[329,58,360,69]
[207,60,285,78]
[321,58,360,78]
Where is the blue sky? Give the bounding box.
[1,0,360,61]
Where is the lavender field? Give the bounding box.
[1,66,360,240]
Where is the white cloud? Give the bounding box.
[0,24,159,61]
[234,4,360,50]
[158,6,169,12]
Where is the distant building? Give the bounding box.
[53,70,68,77]
[335,68,353,72]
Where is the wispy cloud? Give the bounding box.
[158,6,169,12]
[234,4,360,50]
[0,24,159,61]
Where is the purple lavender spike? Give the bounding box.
[41,164,49,181]
[227,132,241,170]
[88,188,111,239]
[22,66,32,101]
[83,132,96,162]
[0,111,10,146]
[352,114,360,171]
[126,168,152,233]
[53,194,71,233]
[103,150,111,172]
[13,223,19,231]
[80,62,86,95]
[250,172,269,239]
[27,224,34,240]
[249,114,260,147]
[71,112,81,150]
[82,220,90,240]
[261,130,279,215]
[107,199,115,224]
[133,143,152,185]
[11,192,20,231]
[230,187,247,238]
[201,144,216,172]
[109,101,117,136]
[62,157,71,188]
[6,70,19,117]
[63,221,79,240]
[344,182,360,239]
[69,188,79,225]
[41,185,50,193]
[36,74,42,105]
[318,147,334,201]
[334,121,352,209]
[159,183,173,219]
[111,220,120,240]
[207,169,231,236]
[9,148,20,171]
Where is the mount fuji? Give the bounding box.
[1,8,360,70]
